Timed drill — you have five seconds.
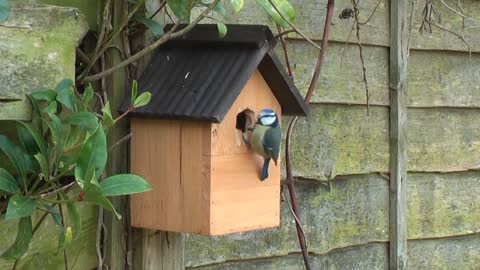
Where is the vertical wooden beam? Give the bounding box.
[131,1,186,269]
[104,0,128,269]
[389,0,408,269]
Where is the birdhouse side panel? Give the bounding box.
[211,69,282,156]
[130,119,211,234]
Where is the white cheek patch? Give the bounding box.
[260,116,276,126]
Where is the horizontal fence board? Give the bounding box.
[188,233,480,269]
[275,41,389,106]
[408,233,480,269]
[286,105,389,179]
[186,172,480,268]
[407,50,480,108]
[219,0,480,51]
[0,203,97,269]
[407,107,480,172]
[408,172,480,239]
[287,105,480,178]
[278,41,480,107]
[188,243,388,270]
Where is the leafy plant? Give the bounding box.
[0,79,152,263]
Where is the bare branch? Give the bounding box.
[276,24,294,78]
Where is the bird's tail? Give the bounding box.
[260,158,270,181]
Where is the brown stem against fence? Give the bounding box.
[283,0,335,269]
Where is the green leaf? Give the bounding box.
[31,89,57,102]
[26,95,44,132]
[58,226,72,253]
[75,127,107,182]
[217,22,227,38]
[0,168,20,194]
[100,174,152,196]
[5,195,36,220]
[34,153,49,181]
[85,184,121,219]
[56,79,77,112]
[230,0,243,13]
[102,102,115,130]
[131,80,138,106]
[46,113,64,169]
[138,16,164,38]
[82,84,94,110]
[65,112,99,133]
[255,0,295,28]
[167,0,194,21]
[16,121,48,158]
[0,135,28,181]
[43,100,59,115]
[1,217,33,260]
[133,92,151,108]
[213,3,227,17]
[38,203,63,230]
[0,0,10,23]
[16,124,39,156]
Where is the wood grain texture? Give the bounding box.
[210,154,280,235]
[186,172,480,267]
[390,0,408,268]
[189,243,388,270]
[277,41,480,108]
[132,229,185,270]
[287,105,480,178]
[211,70,281,156]
[130,119,210,233]
[0,203,97,269]
[221,0,480,52]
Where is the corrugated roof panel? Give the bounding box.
[120,24,308,122]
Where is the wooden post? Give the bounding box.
[389,0,408,269]
[104,0,128,269]
[131,1,186,269]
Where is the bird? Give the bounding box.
[250,109,281,181]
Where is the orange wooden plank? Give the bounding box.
[209,153,281,235]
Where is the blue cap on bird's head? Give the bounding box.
[258,109,279,127]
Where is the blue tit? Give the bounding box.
[251,109,281,181]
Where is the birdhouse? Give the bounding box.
[120,24,308,235]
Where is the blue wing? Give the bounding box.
[262,127,281,164]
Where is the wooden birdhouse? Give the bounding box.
[120,24,308,235]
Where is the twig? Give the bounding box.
[84,0,222,82]
[96,207,104,270]
[274,29,295,39]
[358,0,382,25]
[58,202,69,270]
[352,0,370,114]
[148,0,167,20]
[340,23,355,67]
[36,182,77,199]
[267,0,321,50]
[284,1,335,269]
[430,22,472,57]
[439,0,480,24]
[108,133,132,152]
[276,24,294,78]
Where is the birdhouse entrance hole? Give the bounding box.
[235,109,255,133]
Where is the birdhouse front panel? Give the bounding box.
[208,69,281,235]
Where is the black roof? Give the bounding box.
[120,24,308,123]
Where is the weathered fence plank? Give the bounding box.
[279,41,480,108]
[189,243,388,270]
[227,0,480,52]
[390,0,408,268]
[288,105,480,178]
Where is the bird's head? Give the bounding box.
[257,109,279,127]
